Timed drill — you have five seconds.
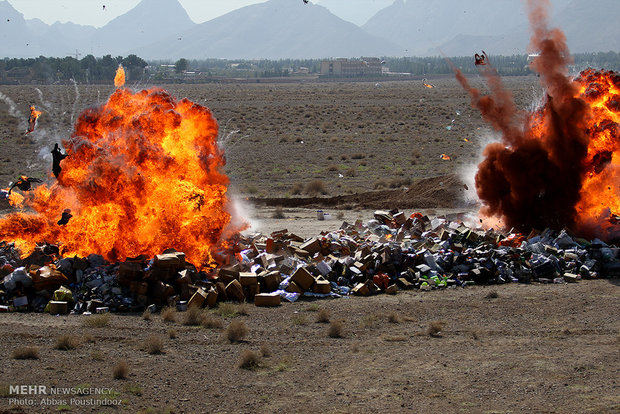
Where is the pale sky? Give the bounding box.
[6,0,394,27]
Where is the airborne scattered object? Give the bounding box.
[303,0,309,3]
[51,143,67,179]
[26,105,41,134]
[422,78,434,89]
[8,176,42,194]
[57,209,72,226]
[474,51,488,66]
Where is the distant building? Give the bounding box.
[320,57,382,77]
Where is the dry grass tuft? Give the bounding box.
[82,334,96,343]
[328,320,344,338]
[316,309,330,324]
[161,306,177,323]
[427,321,445,338]
[55,335,80,351]
[201,314,224,329]
[142,309,152,321]
[168,329,177,339]
[82,313,110,328]
[291,182,304,195]
[238,349,261,370]
[485,290,499,299]
[145,335,164,354]
[272,206,286,219]
[291,314,307,325]
[305,180,327,196]
[383,335,408,342]
[387,312,402,324]
[225,320,248,343]
[91,350,104,361]
[260,344,271,358]
[113,361,129,380]
[12,346,39,360]
[183,306,204,326]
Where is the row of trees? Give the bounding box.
[1,51,619,84]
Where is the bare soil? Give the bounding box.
[1,279,618,413]
[1,77,618,413]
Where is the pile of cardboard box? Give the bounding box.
[1,210,618,313]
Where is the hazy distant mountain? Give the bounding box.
[364,0,618,56]
[134,0,401,59]
[88,0,195,56]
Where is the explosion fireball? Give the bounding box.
[456,0,620,242]
[0,66,238,267]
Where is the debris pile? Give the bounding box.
[1,210,618,313]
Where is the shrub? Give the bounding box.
[55,335,79,351]
[327,164,339,172]
[328,321,343,338]
[238,349,260,370]
[387,312,401,324]
[161,306,177,323]
[145,335,164,354]
[12,346,39,360]
[427,321,445,338]
[260,344,271,358]
[291,182,304,195]
[272,206,285,219]
[316,309,330,324]
[142,309,152,321]
[82,313,110,328]
[345,167,357,177]
[305,180,327,196]
[485,290,499,299]
[225,320,248,343]
[113,361,129,380]
[183,306,204,326]
[201,314,224,329]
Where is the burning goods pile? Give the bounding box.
[0,0,619,314]
[456,1,620,243]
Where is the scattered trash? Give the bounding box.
[475,51,488,66]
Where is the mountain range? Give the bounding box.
[1,0,618,60]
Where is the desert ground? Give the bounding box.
[0,77,619,413]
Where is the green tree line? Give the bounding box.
[1,52,618,84]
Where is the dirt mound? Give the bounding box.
[250,174,473,210]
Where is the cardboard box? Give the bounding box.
[262,271,281,292]
[285,281,303,294]
[188,288,207,308]
[291,267,315,291]
[206,288,218,308]
[254,293,281,307]
[225,280,245,302]
[352,282,370,296]
[239,272,258,286]
[313,279,331,294]
[48,300,68,314]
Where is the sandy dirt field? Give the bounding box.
[0,77,618,413]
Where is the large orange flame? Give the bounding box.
[573,69,620,240]
[0,85,238,267]
[454,1,620,242]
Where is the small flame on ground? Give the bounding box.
[440,154,451,160]
[26,105,42,133]
[114,65,125,88]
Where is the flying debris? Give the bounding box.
[440,154,451,161]
[303,0,309,3]
[26,105,41,134]
[475,51,488,66]
[57,209,73,226]
[422,78,434,89]
[8,176,42,194]
[51,143,67,178]
[102,5,106,10]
